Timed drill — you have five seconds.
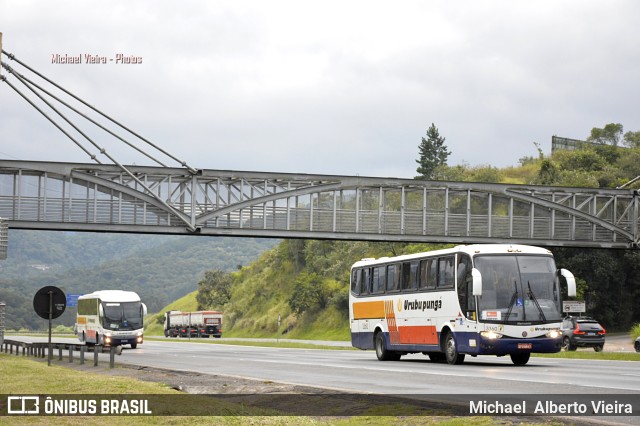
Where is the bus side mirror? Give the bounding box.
[141,303,148,317]
[472,268,482,296]
[560,269,576,297]
[98,304,104,317]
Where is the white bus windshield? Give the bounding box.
[102,301,144,330]
[474,255,562,324]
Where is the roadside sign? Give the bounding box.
[33,286,67,320]
[66,294,82,307]
[32,286,66,367]
[563,301,586,313]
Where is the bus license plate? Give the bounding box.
[518,343,532,349]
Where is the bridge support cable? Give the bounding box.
[2,62,169,167]
[0,75,103,163]
[1,63,197,230]
[0,48,197,174]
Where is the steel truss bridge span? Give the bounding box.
[1,159,638,249]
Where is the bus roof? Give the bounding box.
[77,290,141,303]
[351,244,553,268]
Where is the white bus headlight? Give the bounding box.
[480,331,503,339]
[546,329,561,339]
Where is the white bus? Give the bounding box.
[349,244,576,365]
[75,290,147,348]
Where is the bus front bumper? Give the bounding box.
[475,334,562,355]
[104,333,144,346]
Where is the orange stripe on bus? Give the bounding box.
[398,325,439,345]
[352,301,385,319]
[77,317,87,325]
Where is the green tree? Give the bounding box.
[416,123,451,180]
[288,272,326,315]
[587,123,624,146]
[196,269,233,310]
[623,131,640,148]
[536,159,559,185]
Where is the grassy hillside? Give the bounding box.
[145,291,199,336]
[146,240,447,340]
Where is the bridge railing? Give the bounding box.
[1,160,638,248]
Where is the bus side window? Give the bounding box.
[438,256,455,289]
[457,254,475,319]
[372,266,386,294]
[361,268,371,295]
[386,264,400,292]
[419,259,436,290]
[401,261,418,291]
[351,269,361,295]
[78,298,97,316]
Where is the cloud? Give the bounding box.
[1,0,639,178]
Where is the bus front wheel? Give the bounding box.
[444,332,465,365]
[375,332,401,361]
[510,352,530,366]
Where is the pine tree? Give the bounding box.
[416,123,451,179]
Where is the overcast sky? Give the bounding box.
[1,1,639,178]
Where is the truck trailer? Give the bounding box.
[164,310,223,338]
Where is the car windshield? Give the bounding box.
[578,321,603,331]
[102,301,143,330]
[475,255,562,324]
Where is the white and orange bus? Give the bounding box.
[75,290,147,348]
[349,244,576,365]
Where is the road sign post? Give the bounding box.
[562,300,586,314]
[66,294,82,308]
[33,286,66,366]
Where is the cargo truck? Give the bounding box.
[164,310,223,338]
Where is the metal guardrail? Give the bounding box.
[0,302,5,346]
[1,338,121,368]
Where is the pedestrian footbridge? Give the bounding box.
[1,159,637,249]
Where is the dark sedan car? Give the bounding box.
[561,317,606,352]
[635,336,640,353]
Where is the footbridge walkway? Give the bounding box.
[1,159,637,249]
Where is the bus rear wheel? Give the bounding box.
[375,332,401,361]
[444,332,465,365]
[510,352,530,366]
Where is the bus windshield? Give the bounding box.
[101,301,144,331]
[474,255,562,324]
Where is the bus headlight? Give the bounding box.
[546,329,561,339]
[480,331,503,339]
